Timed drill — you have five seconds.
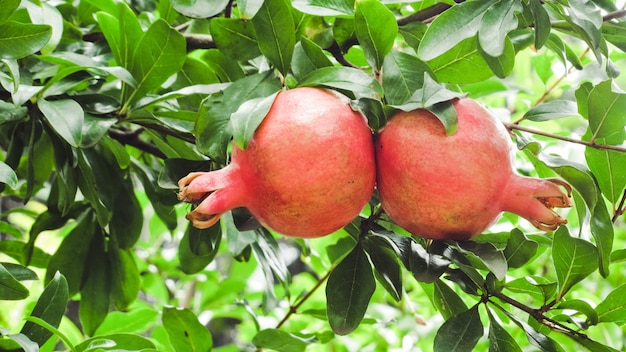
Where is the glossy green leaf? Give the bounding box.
[210,18,260,61]
[503,228,538,268]
[125,19,186,107]
[434,304,483,352]
[94,308,159,335]
[252,329,308,352]
[95,2,143,69]
[398,21,427,50]
[231,92,279,150]
[171,0,230,18]
[298,66,383,97]
[162,307,213,352]
[528,0,550,49]
[350,96,387,130]
[499,307,565,352]
[478,0,522,57]
[0,161,17,189]
[79,237,111,336]
[556,299,598,326]
[0,331,38,352]
[291,37,333,80]
[433,279,468,319]
[38,98,84,147]
[418,1,493,61]
[363,234,403,301]
[487,309,522,352]
[538,153,613,277]
[354,0,397,71]
[0,100,27,123]
[0,263,29,300]
[382,50,433,106]
[21,272,69,346]
[478,36,515,78]
[552,227,598,300]
[523,100,581,121]
[429,36,494,84]
[75,333,156,352]
[585,143,626,209]
[45,211,97,295]
[0,0,19,22]
[252,0,295,76]
[458,241,507,280]
[326,243,375,335]
[0,21,52,59]
[586,80,626,141]
[195,72,281,163]
[291,0,354,16]
[179,224,221,274]
[109,178,143,249]
[602,22,626,52]
[595,283,626,323]
[109,247,140,310]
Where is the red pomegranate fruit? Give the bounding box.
[375,98,572,241]
[178,87,376,238]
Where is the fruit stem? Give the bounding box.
[500,175,572,232]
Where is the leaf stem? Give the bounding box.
[275,268,333,329]
[503,122,626,154]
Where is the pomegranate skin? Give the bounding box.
[178,88,376,238]
[375,98,572,241]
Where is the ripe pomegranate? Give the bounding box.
[178,87,376,238]
[375,98,572,241]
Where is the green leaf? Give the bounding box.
[162,307,213,352]
[79,237,111,336]
[195,72,281,163]
[0,263,29,300]
[21,272,69,346]
[434,304,483,352]
[171,0,230,18]
[326,243,375,335]
[45,211,97,295]
[94,308,159,335]
[478,0,522,57]
[0,21,52,59]
[362,234,403,301]
[429,36,494,84]
[38,98,84,148]
[291,0,354,16]
[125,19,186,108]
[499,307,565,352]
[298,66,383,97]
[109,247,140,310]
[555,298,598,326]
[552,227,598,300]
[210,18,260,61]
[433,279,468,319]
[487,309,522,352]
[95,2,143,69]
[585,142,626,209]
[354,0,397,71]
[595,283,626,323]
[523,100,581,121]
[528,0,550,49]
[231,92,279,150]
[252,0,295,76]
[503,228,538,268]
[0,0,20,22]
[291,36,333,80]
[252,329,308,352]
[477,36,515,78]
[418,1,493,61]
[586,80,626,141]
[382,50,433,106]
[458,241,507,280]
[75,333,156,352]
[179,223,222,274]
[0,161,17,189]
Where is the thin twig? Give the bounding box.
[275,269,333,329]
[397,0,465,26]
[504,122,626,154]
[612,189,626,223]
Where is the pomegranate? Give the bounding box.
[375,98,572,241]
[178,87,376,238]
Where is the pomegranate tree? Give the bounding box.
[375,98,572,241]
[178,87,376,238]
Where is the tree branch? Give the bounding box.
[275,269,332,329]
[503,122,626,154]
[108,128,167,159]
[397,0,465,26]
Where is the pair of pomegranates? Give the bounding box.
[178,88,572,241]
